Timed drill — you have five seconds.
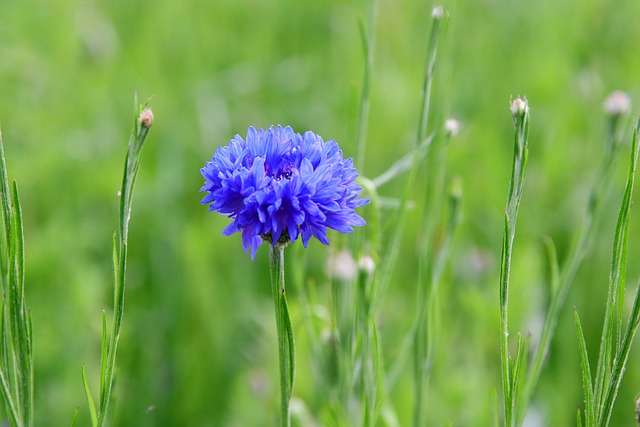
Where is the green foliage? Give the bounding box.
[0,132,33,427]
[498,98,530,427]
[574,119,640,427]
[1,0,640,425]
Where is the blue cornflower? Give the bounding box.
[200,125,369,258]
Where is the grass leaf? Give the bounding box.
[82,365,98,427]
[574,309,594,426]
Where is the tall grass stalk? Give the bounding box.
[354,0,378,173]
[518,92,630,423]
[82,99,153,427]
[499,97,530,427]
[356,179,383,426]
[350,5,382,422]
[575,116,640,427]
[376,4,445,313]
[0,130,33,427]
[412,127,461,427]
[375,8,446,403]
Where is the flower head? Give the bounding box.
[201,125,369,258]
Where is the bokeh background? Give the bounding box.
[1,0,640,425]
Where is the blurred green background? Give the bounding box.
[1,0,640,425]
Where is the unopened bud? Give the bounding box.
[431,5,444,20]
[139,108,154,129]
[357,255,375,276]
[510,97,529,118]
[444,118,461,138]
[603,90,631,117]
[327,250,357,282]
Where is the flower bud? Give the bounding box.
[139,108,154,129]
[510,97,529,118]
[603,90,631,117]
[444,118,461,138]
[431,5,444,20]
[357,255,375,277]
[327,250,357,283]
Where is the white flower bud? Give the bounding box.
[327,250,357,282]
[139,108,154,129]
[510,97,529,118]
[444,118,461,138]
[431,5,444,20]
[603,90,631,117]
[357,255,375,276]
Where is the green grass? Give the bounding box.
[1,0,640,425]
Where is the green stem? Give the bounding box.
[0,131,33,427]
[376,5,444,314]
[517,104,629,426]
[499,99,530,426]
[269,244,295,427]
[96,101,152,426]
[595,118,640,426]
[354,0,378,173]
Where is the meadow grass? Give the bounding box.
[1,0,640,426]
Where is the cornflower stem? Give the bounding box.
[329,263,352,422]
[517,105,628,423]
[499,99,530,427]
[412,135,460,427]
[354,0,378,172]
[377,5,444,312]
[268,243,295,427]
[382,8,445,395]
[0,130,33,427]
[354,254,381,426]
[91,99,152,427]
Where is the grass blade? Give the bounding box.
[597,119,640,423]
[82,365,98,427]
[354,0,378,172]
[598,281,640,426]
[574,309,594,426]
[594,117,640,418]
[519,94,628,424]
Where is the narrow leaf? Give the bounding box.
[543,236,560,296]
[599,281,640,426]
[282,294,295,391]
[82,365,98,427]
[595,116,640,422]
[99,310,107,397]
[574,309,594,426]
[577,406,584,427]
[70,407,79,427]
[0,367,20,427]
[0,130,12,245]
